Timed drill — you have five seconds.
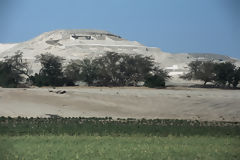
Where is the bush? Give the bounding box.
[144,75,165,88]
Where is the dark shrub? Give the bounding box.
[144,75,165,88]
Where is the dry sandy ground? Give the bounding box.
[0,87,240,122]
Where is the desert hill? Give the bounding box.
[0,29,239,77]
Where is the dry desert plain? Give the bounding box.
[0,86,240,122]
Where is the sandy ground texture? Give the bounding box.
[0,87,240,122]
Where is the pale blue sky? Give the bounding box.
[0,0,239,58]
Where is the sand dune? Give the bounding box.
[0,87,239,122]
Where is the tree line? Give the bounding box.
[0,51,169,88]
[181,60,240,88]
[1,51,240,88]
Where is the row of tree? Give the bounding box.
[63,52,169,87]
[1,51,240,88]
[0,51,170,88]
[181,61,240,88]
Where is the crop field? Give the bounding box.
[0,117,240,159]
[1,135,240,160]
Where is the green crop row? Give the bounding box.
[0,116,239,136]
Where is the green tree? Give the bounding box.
[181,61,215,85]
[92,52,126,86]
[214,62,236,87]
[232,67,240,88]
[0,51,31,87]
[32,53,65,86]
[90,52,166,86]
[144,67,169,88]
[64,59,97,85]
[64,52,169,87]
[120,54,155,86]
[64,60,81,82]
[0,61,18,87]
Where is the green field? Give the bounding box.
[0,117,240,159]
[1,135,239,160]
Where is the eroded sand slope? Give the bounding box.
[0,87,239,122]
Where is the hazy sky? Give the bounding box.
[0,0,239,58]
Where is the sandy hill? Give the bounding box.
[0,29,239,77]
